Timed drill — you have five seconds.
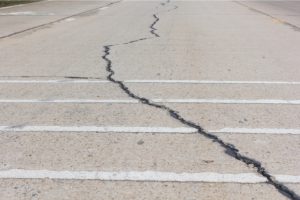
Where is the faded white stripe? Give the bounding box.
[275,175,300,183]
[125,80,300,85]
[0,169,264,183]
[64,18,75,22]
[0,126,299,135]
[0,126,196,133]
[214,128,300,135]
[153,99,300,105]
[0,99,299,105]
[0,99,138,103]
[0,79,299,85]
[99,6,109,10]
[0,11,55,16]
[0,11,36,15]
[0,80,110,83]
[0,169,299,183]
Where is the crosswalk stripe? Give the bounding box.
[0,169,299,183]
[0,126,299,135]
[0,99,299,104]
[0,79,299,85]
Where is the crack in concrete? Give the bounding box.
[101,2,300,200]
[150,14,160,37]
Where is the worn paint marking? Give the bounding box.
[1,169,299,183]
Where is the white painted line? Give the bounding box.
[64,18,75,22]
[0,99,299,105]
[99,6,109,10]
[214,128,300,135]
[0,126,299,135]
[0,80,110,83]
[124,80,300,85]
[0,11,36,15]
[0,169,299,183]
[0,11,55,16]
[0,169,264,183]
[0,126,197,133]
[0,99,138,103]
[153,99,300,105]
[275,175,300,183]
[0,79,300,85]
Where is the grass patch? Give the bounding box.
[0,0,40,7]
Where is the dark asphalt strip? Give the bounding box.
[101,1,300,199]
[0,1,121,39]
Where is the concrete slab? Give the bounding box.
[237,1,300,27]
[0,179,291,200]
[1,1,299,199]
[219,133,300,175]
[0,132,299,175]
[0,82,300,100]
[0,103,180,127]
[0,0,112,37]
[0,1,158,78]
[0,103,299,129]
[110,1,300,81]
[167,104,300,130]
[0,132,254,173]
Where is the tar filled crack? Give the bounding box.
[101,2,300,200]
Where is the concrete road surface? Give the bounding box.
[0,0,300,199]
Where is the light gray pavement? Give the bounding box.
[1,82,300,99]
[0,0,115,38]
[2,179,297,200]
[0,0,300,200]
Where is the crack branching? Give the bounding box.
[101,2,300,200]
[150,14,160,37]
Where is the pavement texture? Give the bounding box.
[0,0,300,199]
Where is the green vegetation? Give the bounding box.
[0,0,40,7]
